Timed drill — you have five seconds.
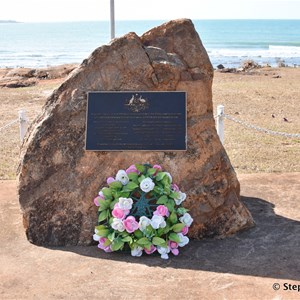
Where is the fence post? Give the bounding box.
[217,105,225,144]
[19,110,28,142]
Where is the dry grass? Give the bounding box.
[213,67,300,174]
[0,67,299,179]
[0,79,63,179]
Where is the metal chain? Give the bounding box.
[223,114,300,139]
[0,119,18,133]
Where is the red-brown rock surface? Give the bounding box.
[18,19,254,246]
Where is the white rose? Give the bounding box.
[150,215,166,229]
[93,234,100,241]
[174,191,187,205]
[131,246,143,257]
[164,172,172,183]
[140,178,155,193]
[177,233,189,247]
[157,245,170,259]
[118,197,133,210]
[139,216,151,232]
[111,218,125,232]
[179,213,193,227]
[116,170,129,185]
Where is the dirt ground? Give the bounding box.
[1,173,299,300]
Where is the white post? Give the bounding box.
[110,0,115,40]
[217,105,225,145]
[19,110,28,142]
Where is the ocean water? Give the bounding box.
[0,19,300,68]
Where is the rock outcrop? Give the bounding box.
[18,19,254,246]
[0,64,77,88]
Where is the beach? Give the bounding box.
[1,64,299,179]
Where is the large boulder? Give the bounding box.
[18,19,254,246]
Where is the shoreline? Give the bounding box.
[0,63,77,88]
[0,61,299,88]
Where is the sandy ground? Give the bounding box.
[0,173,299,300]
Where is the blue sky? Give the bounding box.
[1,0,300,22]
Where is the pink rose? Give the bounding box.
[154,205,169,217]
[182,226,189,235]
[153,164,162,175]
[153,164,162,171]
[126,165,139,174]
[112,203,129,219]
[107,177,115,184]
[171,184,180,192]
[168,241,179,256]
[94,192,104,206]
[144,245,157,255]
[169,241,178,249]
[94,196,100,206]
[98,237,112,252]
[171,248,179,256]
[123,216,139,233]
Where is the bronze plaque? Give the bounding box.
[85,91,186,151]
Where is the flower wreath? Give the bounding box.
[93,164,193,259]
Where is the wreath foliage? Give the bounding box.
[93,164,193,259]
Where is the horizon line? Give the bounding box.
[3,18,300,24]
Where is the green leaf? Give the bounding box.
[107,231,115,242]
[138,175,146,183]
[147,168,157,176]
[166,200,175,213]
[102,187,112,199]
[144,243,152,251]
[110,199,119,210]
[120,192,130,198]
[156,172,166,181]
[109,181,123,190]
[103,239,112,247]
[157,228,164,236]
[152,237,166,246]
[169,211,178,224]
[98,199,111,211]
[96,228,110,237]
[177,207,188,215]
[157,195,168,205]
[135,164,146,173]
[164,183,171,195]
[95,225,106,231]
[121,236,133,243]
[122,182,139,192]
[169,232,181,243]
[172,223,186,233]
[111,239,124,251]
[163,174,171,185]
[136,237,150,246]
[128,173,139,183]
[134,230,143,239]
[144,225,154,237]
[98,210,108,222]
[157,225,170,236]
[170,192,180,199]
[154,186,164,195]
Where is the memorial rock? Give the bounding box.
[18,19,254,246]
